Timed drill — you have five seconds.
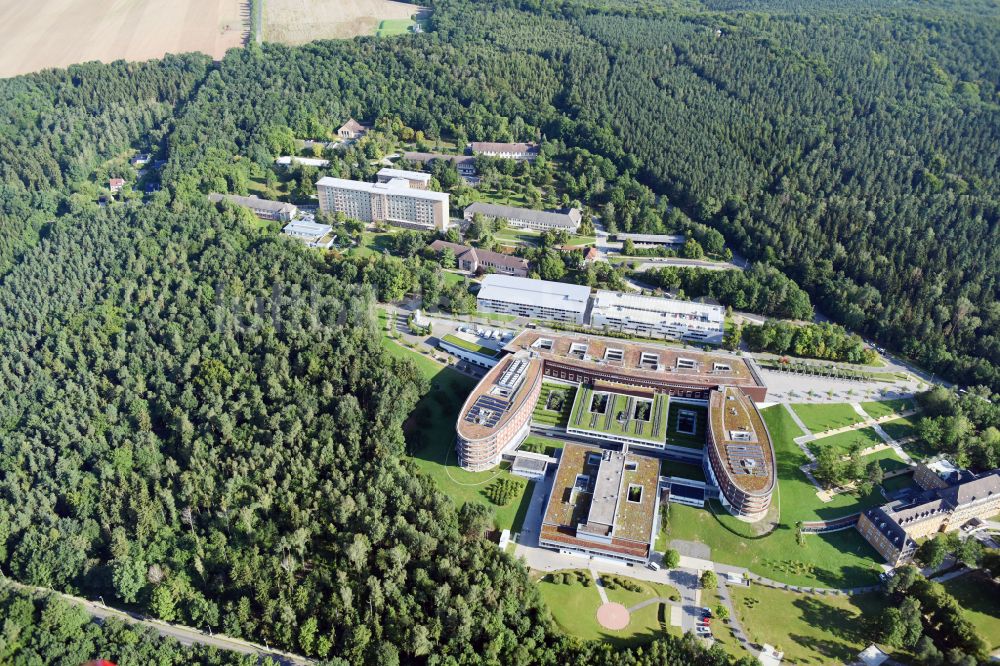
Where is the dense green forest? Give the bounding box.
[0,585,262,665]
[0,0,998,662]
[155,0,1000,390]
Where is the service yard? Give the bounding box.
[0,0,247,78]
[264,0,421,44]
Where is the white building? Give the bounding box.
[276,156,331,168]
[469,142,540,160]
[316,176,450,231]
[476,275,591,324]
[282,218,335,249]
[590,291,725,343]
[376,167,431,190]
[464,202,581,233]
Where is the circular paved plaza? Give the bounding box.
[596,602,630,630]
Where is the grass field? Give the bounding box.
[810,427,884,457]
[860,398,914,419]
[570,385,669,445]
[664,406,884,588]
[879,472,917,494]
[701,588,748,660]
[532,383,576,428]
[942,571,1000,651]
[880,415,918,441]
[664,402,707,449]
[493,228,596,249]
[537,571,679,647]
[731,585,889,665]
[791,403,865,433]
[519,434,566,456]
[0,0,246,78]
[376,18,416,36]
[856,447,910,474]
[382,336,533,531]
[264,0,420,44]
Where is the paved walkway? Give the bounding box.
[782,403,817,462]
[0,578,310,664]
[589,568,609,604]
[627,596,678,613]
[716,581,756,655]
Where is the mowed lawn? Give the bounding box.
[791,403,865,433]
[665,406,883,588]
[810,427,884,457]
[383,337,534,531]
[665,402,707,450]
[537,571,677,647]
[942,571,1000,652]
[376,18,416,36]
[532,382,576,428]
[731,585,890,665]
[855,447,910,475]
[860,398,914,419]
[880,415,918,441]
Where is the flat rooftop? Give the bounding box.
[708,386,775,495]
[456,354,543,442]
[477,275,591,314]
[541,443,658,558]
[315,176,449,202]
[592,290,725,325]
[377,167,431,183]
[506,330,763,391]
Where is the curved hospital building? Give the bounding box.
[454,330,775,521]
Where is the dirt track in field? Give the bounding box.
[0,0,247,79]
[264,0,419,44]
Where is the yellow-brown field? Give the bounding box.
[0,0,247,79]
[264,0,419,44]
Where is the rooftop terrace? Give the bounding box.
[506,330,763,391]
[456,354,542,441]
[708,386,775,494]
[541,443,658,556]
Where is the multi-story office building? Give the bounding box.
[704,387,776,521]
[464,202,581,233]
[858,469,1000,565]
[316,176,450,231]
[455,355,543,470]
[476,274,591,324]
[590,291,725,343]
[539,443,661,563]
[454,331,770,481]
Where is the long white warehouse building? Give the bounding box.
[476,274,591,324]
[590,290,725,343]
[316,176,449,231]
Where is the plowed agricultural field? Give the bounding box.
[0,0,247,78]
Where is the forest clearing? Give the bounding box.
[264,0,421,43]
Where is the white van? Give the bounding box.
[647,561,660,571]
